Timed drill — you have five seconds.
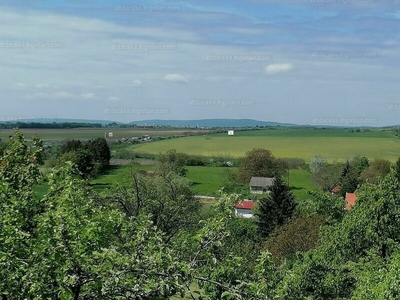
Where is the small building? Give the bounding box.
[234,200,256,218]
[142,135,151,141]
[331,185,341,195]
[249,177,275,194]
[108,132,114,138]
[345,193,357,210]
[228,130,235,136]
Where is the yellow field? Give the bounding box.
[131,129,400,162]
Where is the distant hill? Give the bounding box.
[129,119,297,128]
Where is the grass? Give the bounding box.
[186,166,236,196]
[287,169,319,199]
[130,128,400,162]
[89,164,155,192]
[35,159,318,201]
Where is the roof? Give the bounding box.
[249,177,275,187]
[331,185,341,193]
[235,201,256,210]
[345,193,357,210]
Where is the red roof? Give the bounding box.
[331,185,341,193]
[235,201,256,210]
[345,193,357,210]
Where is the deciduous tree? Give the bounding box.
[238,148,282,184]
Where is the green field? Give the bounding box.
[88,164,316,200]
[130,128,400,162]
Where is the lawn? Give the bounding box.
[36,159,318,201]
[286,169,319,200]
[186,166,237,196]
[130,128,400,162]
[89,164,156,192]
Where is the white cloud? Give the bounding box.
[24,91,96,100]
[13,82,26,88]
[265,63,293,74]
[80,92,96,99]
[108,96,119,101]
[53,91,76,99]
[163,73,188,83]
[132,80,142,87]
[36,84,49,89]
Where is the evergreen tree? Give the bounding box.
[339,161,359,197]
[256,176,297,238]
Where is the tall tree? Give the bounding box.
[85,137,111,168]
[59,139,82,155]
[157,149,188,177]
[338,161,359,197]
[256,176,297,238]
[238,148,282,184]
[102,171,201,243]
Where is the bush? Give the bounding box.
[266,216,325,261]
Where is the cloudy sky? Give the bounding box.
[0,0,399,126]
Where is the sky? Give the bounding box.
[0,0,399,126]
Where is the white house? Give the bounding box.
[228,130,235,136]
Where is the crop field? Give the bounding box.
[130,128,400,162]
[0,128,210,141]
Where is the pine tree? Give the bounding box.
[256,176,297,238]
[339,161,359,197]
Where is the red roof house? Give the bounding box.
[331,185,341,194]
[345,193,357,210]
[234,200,256,218]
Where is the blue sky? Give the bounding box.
[0,0,399,126]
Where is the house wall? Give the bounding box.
[250,186,268,194]
[235,208,254,218]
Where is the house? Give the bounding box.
[345,193,357,210]
[228,130,234,136]
[249,177,275,194]
[234,200,256,218]
[141,135,151,141]
[331,185,341,195]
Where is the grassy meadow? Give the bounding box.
[130,128,400,162]
[87,164,316,200]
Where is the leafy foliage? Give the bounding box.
[277,168,400,299]
[266,216,325,261]
[158,149,188,177]
[360,158,391,184]
[238,148,284,184]
[100,170,201,243]
[56,138,111,178]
